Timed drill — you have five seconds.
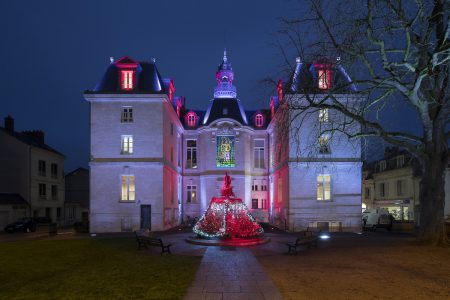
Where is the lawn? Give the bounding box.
[0,237,201,300]
[258,233,450,300]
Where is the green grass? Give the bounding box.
[0,238,201,300]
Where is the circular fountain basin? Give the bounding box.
[185,236,270,246]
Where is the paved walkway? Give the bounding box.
[184,246,283,300]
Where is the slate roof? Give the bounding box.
[0,194,28,206]
[0,127,64,157]
[203,98,248,125]
[87,60,166,94]
[290,58,357,93]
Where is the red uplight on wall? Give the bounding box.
[255,114,264,127]
[121,70,135,90]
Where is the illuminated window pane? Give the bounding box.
[121,70,134,90]
[216,136,235,167]
[318,70,330,90]
[317,174,331,201]
[255,114,264,127]
[121,175,135,201]
[254,139,265,168]
[121,135,133,154]
[319,108,328,122]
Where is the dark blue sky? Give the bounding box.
[0,1,422,171]
[1,0,297,171]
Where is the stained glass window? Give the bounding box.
[216,136,235,167]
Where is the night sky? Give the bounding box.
[1,1,420,171]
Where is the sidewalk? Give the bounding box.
[184,246,283,300]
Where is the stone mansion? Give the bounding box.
[85,50,362,233]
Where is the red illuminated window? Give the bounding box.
[318,69,331,90]
[255,114,264,127]
[187,113,196,127]
[121,70,134,90]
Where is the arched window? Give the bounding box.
[255,114,264,127]
[187,113,196,127]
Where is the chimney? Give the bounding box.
[22,130,45,144]
[4,116,14,132]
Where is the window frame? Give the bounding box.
[255,114,264,127]
[121,135,134,154]
[121,175,135,202]
[317,174,331,201]
[319,135,331,154]
[253,139,265,168]
[120,70,135,90]
[319,108,329,122]
[38,160,46,177]
[187,185,197,203]
[186,140,197,169]
[121,107,133,123]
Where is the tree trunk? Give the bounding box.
[417,127,449,245]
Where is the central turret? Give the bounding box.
[214,49,237,98]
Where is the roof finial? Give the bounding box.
[223,48,227,63]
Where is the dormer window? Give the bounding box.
[255,114,264,127]
[318,69,331,90]
[186,112,197,128]
[121,70,134,90]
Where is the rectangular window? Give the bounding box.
[186,140,197,169]
[170,123,174,136]
[187,185,197,203]
[39,183,46,198]
[379,161,386,172]
[121,107,133,122]
[121,70,134,90]
[51,163,58,178]
[38,160,46,176]
[51,185,58,200]
[318,69,331,90]
[121,135,133,154]
[379,183,386,197]
[252,199,258,209]
[254,139,265,168]
[121,175,135,201]
[56,207,61,219]
[170,147,173,163]
[319,108,329,122]
[319,135,330,154]
[396,180,403,196]
[317,174,331,201]
[365,187,370,199]
[259,199,267,209]
[216,136,235,168]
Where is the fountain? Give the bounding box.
[186,173,269,246]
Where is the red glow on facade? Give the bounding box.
[255,114,264,127]
[277,80,283,102]
[168,79,175,103]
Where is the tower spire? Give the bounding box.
[223,48,227,63]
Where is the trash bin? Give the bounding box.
[49,223,58,235]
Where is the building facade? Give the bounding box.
[86,51,362,233]
[0,116,65,227]
[362,149,421,221]
[65,167,89,225]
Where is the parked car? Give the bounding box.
[362,208,393,231]
[4,218,37,233]
[34,217,52,224]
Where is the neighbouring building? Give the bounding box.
[65,167,89,225]
[85,51,362,233]
[362,148,421,221]
[0,116,65,227]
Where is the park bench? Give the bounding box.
[135,231,172,255]
[286,230,320,254]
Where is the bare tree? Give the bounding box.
[275,0,450,245]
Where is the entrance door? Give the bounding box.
[140,205,151,230]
